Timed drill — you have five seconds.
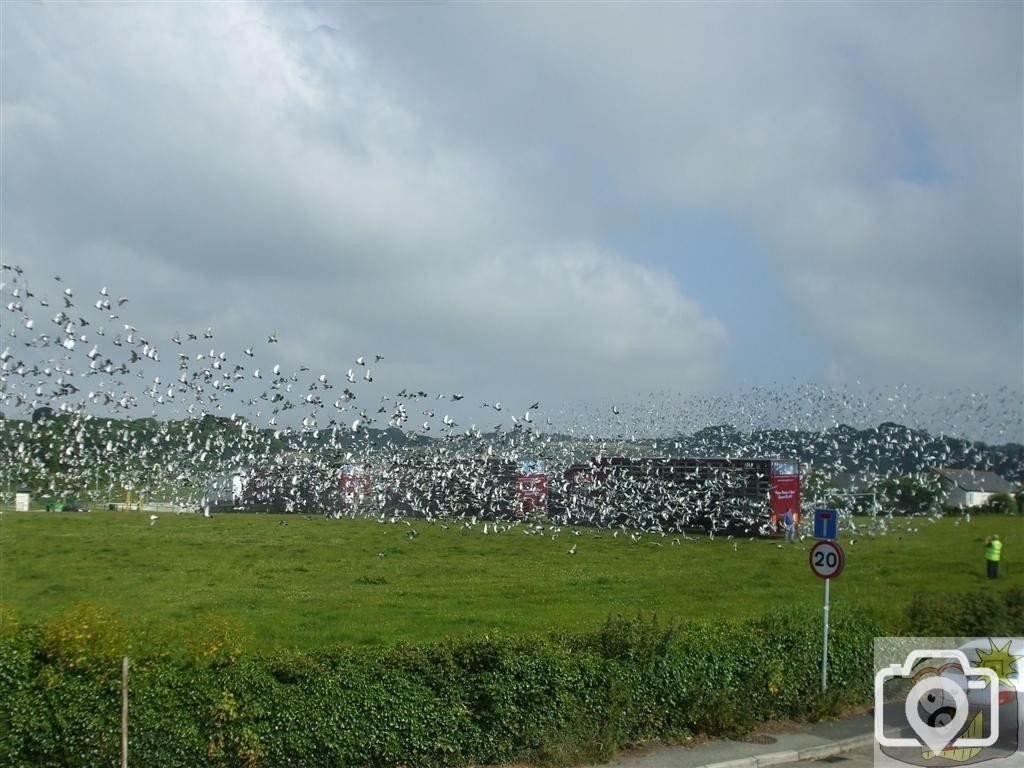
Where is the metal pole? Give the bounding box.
[121,656,129,768]
[821,577,830,692]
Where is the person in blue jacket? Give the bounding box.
[782,510,796,542]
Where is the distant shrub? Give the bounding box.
[0,606,20,638]
[1007,586,1024,632]
[982,492,1019,516]
[905,586,1024,636]
[38,603,129,673]
[181,613,251,668]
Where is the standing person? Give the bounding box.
[984,534,1002,579]
[782,509,796,542]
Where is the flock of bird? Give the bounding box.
[1,263,1019,542]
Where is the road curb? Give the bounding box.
[703,759,758,768]
[751,749,800,766]
[796,734,874,761]
[838,735,875,750]
[696,733,873,768]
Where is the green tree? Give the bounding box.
[32,406,56,425]
[983,492,1019,516]
[875,473,942,516]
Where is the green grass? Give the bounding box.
[1,510,1020,651]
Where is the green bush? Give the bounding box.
[905,586,1024,636]
[0,608,883,768]
[37,603,130,674]
[982,492,1019,516]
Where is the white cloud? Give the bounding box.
[2,1,1020,447]
[320,3,1021,391]
[2,1,732,423]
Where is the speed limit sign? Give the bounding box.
[809,540,845,579]
[810,540,845,694]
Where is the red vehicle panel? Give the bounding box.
[552,456,800,535]
[517,465,548,515]
[769,460,801,531]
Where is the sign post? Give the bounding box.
[809,538,845,692]
[121,656,129,768]
[813,508,838,540]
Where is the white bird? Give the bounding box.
[149,515,158,526]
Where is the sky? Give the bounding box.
[2,1,1022,443]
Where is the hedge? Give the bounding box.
[0,606,884,768]
[904,584,1024,637]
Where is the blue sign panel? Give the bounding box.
[813,508,838,540]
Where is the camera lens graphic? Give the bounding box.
[927,705,957,728]
[874,648,1005,763]
[905,676,970,757]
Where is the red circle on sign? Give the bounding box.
[809,540,845,579]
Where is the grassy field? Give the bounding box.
[1,509,1020,651]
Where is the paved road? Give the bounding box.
[774,742,1024,768]
[596,713,1023,768]
[600,713,875,768]
[774,743,872,767]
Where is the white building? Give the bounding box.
[936,468,1016,508]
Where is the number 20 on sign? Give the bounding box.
[809,540,845,579]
